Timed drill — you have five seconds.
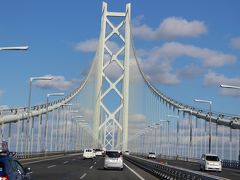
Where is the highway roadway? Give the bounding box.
[19,153,240,180]
[21,154,159,180]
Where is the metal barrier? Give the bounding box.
[14,150,82,159]
[133,153,240,170]
[124,155,230,180]
[222,160,240,169]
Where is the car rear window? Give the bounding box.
[149,152,155,155]
[106,151,121,158]
[206,155,219,161]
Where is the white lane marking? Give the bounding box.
[22,153,83,165]
[63,161,69,164]
[124,163,145,180]
[94,162,96,164]
[72,159,76,161]
[80,173,87,179]
[47,165,56,169]
[89,166,93,169]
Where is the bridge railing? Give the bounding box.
[221,160,240,169]
[124,155,228,180]
[13,150,82,159]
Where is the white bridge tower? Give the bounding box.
[93,2,131,151]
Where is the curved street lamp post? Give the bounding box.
[0,46,28,51]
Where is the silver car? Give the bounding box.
[199,153,222,172]
[104,150,123,170]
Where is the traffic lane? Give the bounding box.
[159,159,240,180]
[27,155,82,179]
[84,156,158,180]
[124,158,159,180]
[207,167,240,180]
[28,154,97,180]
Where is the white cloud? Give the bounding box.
[132,16,207,40]
[158,17,207,38]
[74,38,98,52]
[74,38,121,54]
[177,64,202,79]
[138,42,236,85]
[106,41,121,54]
[129,113,147,122]
[143,58,180,85]
[158,42,236,67]
[204,71,240,96]
[230,37,240,49]
[104,61,123,82]
[204,71,240,86]
[34,75,73,90]
[128,113,149,136]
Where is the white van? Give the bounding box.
[199,154,222,172]
[83,149,95,159]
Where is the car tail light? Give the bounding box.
[0,175,9,180]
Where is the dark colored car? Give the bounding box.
[0,154,32,180]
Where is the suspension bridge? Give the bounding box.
[0,2,239,180]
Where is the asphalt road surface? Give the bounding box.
[21,154,159,180]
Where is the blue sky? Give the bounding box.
[0,0,240,115]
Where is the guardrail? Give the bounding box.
[14,150,82,159]
[133,153,240,170]
[124,155,230,180]
[222,160,240,169]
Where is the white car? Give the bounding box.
[95,149,103,156]
[200,154,222,172]
[148,152,156,159]
[83,149,95,159]
[124,151,130,155]
[104,150,123,170]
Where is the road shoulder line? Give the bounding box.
[124,163,145,180]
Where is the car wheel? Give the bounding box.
[121,168,123,171]
[199,165,202,171]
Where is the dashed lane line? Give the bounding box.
[124,163,145,180]
[63,161,69,164]
[80,173,87,179]
[47,165,56,169]
[22,154,81,165]
[89,166,93,169]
